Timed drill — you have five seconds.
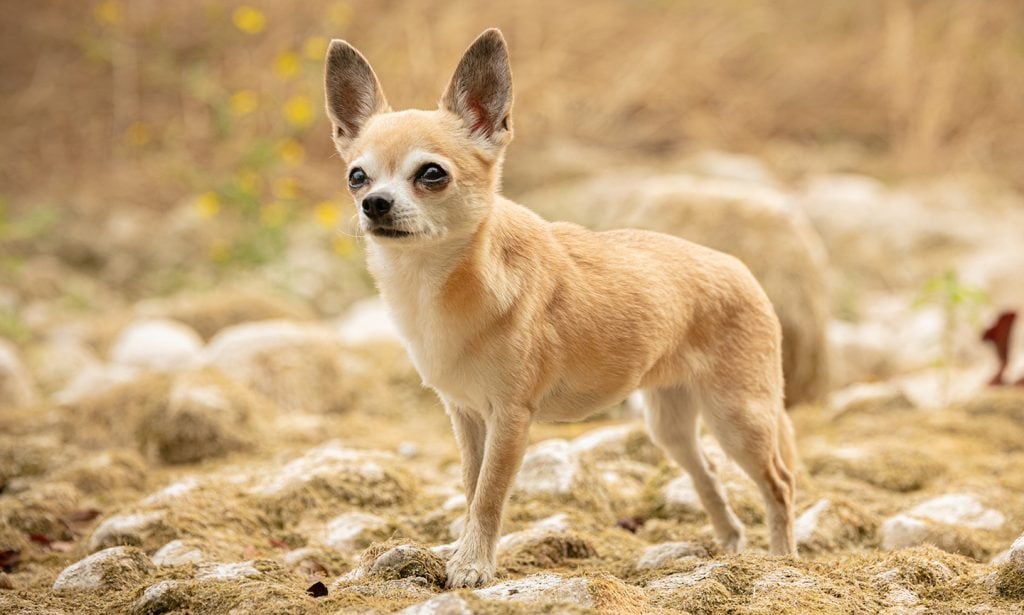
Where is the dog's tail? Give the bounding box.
[776,408,801,474]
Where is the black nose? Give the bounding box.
[362,193,393,220]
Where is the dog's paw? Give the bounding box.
[445,555,494,589]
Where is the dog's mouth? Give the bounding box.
[370,226,415,239]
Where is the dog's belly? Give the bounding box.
[532,382,633,422]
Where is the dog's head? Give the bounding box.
[324,29,513,246]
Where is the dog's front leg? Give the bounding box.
[445,406,531,589]
[447,405,486,506]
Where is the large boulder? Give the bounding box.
[520,174,829,405]
[109,319,203,372]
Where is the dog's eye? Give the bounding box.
[415,163,448,187]
[348,167,368,189]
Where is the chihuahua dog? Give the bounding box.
[324,29,797,588]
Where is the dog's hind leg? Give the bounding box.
[643,386,746,553]
[701,391,796,556]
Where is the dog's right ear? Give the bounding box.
[324,40,389,156]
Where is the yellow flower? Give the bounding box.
[313,201,341,228]
[208,240,230,263]
[276,139,305,165]
[328,2,353,27]
[274,51,300,79]
[282,95,313,128]
[260,202,289,227]
[232,6,266,35]
[229,90,259,116]
[94,0,121,25]
[332,236,355,257]
[194,192,221,219]
[303,36,328,60]
[272,176,299,199]
[233,170,262,193]
[124,121,151,146]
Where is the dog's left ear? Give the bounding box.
[441,28,513,149]
[324,39,389,157]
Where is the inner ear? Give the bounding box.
[324,40,389,144]
[441,29,513,142]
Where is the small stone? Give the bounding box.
[645,562,727,592]
[880,514,985,559]
[367,544,446,587]
[476,573,591,604]
[396,593,473,615]
[512,439,610,514]
[152,540,205,567]
[570,423,662,465]
[88,512,168,552]
[497,527,597,571]
[320,512,393,553]
[131,580,186,615]
[661,474,704,519]
[110,319,203,372]
[635,541,708,570]
[907,494,1004,531]
[195,561,262,581]
[794,497,877,553]
[0,572,14,590]
[995,534,1024,598]
[52,546,153,592]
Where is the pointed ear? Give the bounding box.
[441,28,513,149]
[324,40,389,155]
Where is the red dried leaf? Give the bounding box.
[615,516,646,533]
[306,580,328,598]
[982,311,1016,385]
[269,538,291,551]
[28,534,52,547]
[0,550,20,572]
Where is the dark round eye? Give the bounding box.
[348,167,368,189]
[415,163,448,186]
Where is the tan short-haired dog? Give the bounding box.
[324,29,797,588]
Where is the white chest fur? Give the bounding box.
[367,241,492,410]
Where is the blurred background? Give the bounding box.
[3,2,1024,612]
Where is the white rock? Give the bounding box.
[752,567,817,591]
[197,320,333,370]
[569,423,660,465]
[52,546,153,592]
[152,540,205,566]
[908,494,1005,530]
[475,573,593,605]
[881,515,932,551]
[251,441,394,498]
[397,593,473,615]
[142,476,201,505]
[132,580,185,614]
[662,474,704,516]
[645,562,727,592]
[335,296,402,346]
[0,338,37,408]
[110,319,203,371]
[597,459,657,505]
[195,561,261,581]
[513,439,609,511]
[54,363,140,404]
[88,512,165,552]
[321,512,392,552]
[688,150,777,185]
[636,541,708,570]
[794,498,831,546]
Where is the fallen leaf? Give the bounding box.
[307,580,328,598]
[28,534,52,547]
[0,550,20,573]
[982,311,1016,385]
[615,516,646,533]
[269,538,291,551]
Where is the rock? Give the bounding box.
[195,561,263,581]
[907,494,1004,531]
[752,566,817,591]
[569,423,662,465]
[152,539,205,566]
[250,441,414,517]
[109,319,203,371]
[52,546,153,592]
[131,580,186,615]
[635,541,709,570]
[645,562,728,592]
[880,514,985,559]
[27,333,98,395]
[794,497,878,553]
[595,460,658,514]
[396,593,473,615]
[49,449,148,494]
[88,511,169,552]
[197,320,359,413]
[512,439,611,514]
[142,288,314,340]
[807,446,945,493]
[320,512,394,552]
[828,381,914,419]
[0,338,36,409]
[660,473,705,519]
[335,296,402,346]
[137,369,266,464]
[476,572,647,612]
[522,173,830,405]
[342,543,447,587]
[995,534,1024,598]
[54,363,140,405]
[497,527,597,571]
